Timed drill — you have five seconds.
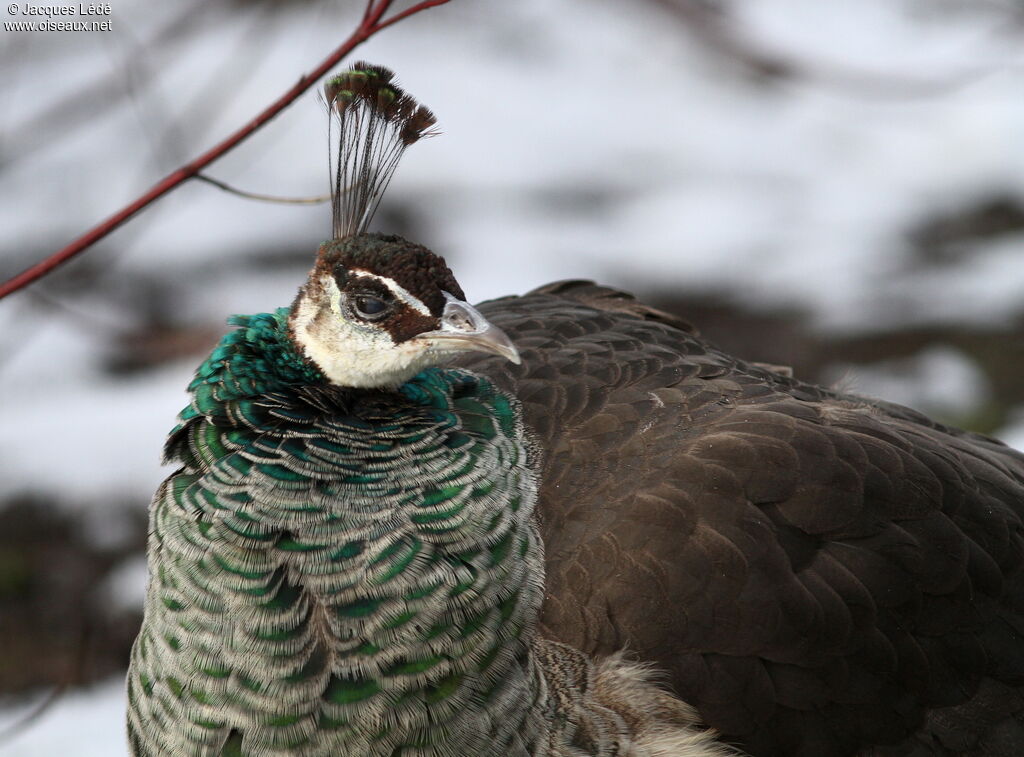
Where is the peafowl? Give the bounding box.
[127,64,1024,757]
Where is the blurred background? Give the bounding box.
[2,0,1024,752]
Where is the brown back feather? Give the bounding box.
[451,280,1024,757]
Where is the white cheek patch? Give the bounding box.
[291,274,436,388]
[349,269,432,316]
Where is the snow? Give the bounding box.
[997,410,1024,453]
[825,345,992,417]
[0,680,128,757]
[0,311,188,501]
[880,236,1024,327]
[99,554,150,617]
[738,0,1018,74]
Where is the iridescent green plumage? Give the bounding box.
[128,309,549,755]
[176,310,324,428]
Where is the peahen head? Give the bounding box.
[289,232,519,388]
[286,63,519,389]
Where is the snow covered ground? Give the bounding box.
[2,0,1023,750]
[0,680,127,756]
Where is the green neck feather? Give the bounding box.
[131,308,549,756]
[189,309,323,404]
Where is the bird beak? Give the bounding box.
[419,293,521,364]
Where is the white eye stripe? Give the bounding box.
[350,270,432,317]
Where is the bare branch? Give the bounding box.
[0,0,453,300]
[373,0,453,32]
[195,174,330,205]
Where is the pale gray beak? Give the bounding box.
[420,293,521,364]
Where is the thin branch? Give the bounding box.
[0,0,452,300]
[364,0,390,30]
[195,173,330,205]
[373,0,453,32]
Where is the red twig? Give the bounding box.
[0,0,451,301]
[373,0,451,31]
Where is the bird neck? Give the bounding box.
[133,310,553,755]
[184,308,325,411]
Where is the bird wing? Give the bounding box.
[452,280,1024,757]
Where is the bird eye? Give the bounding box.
[352,294,391,320]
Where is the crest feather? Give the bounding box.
[326,62,438,239]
